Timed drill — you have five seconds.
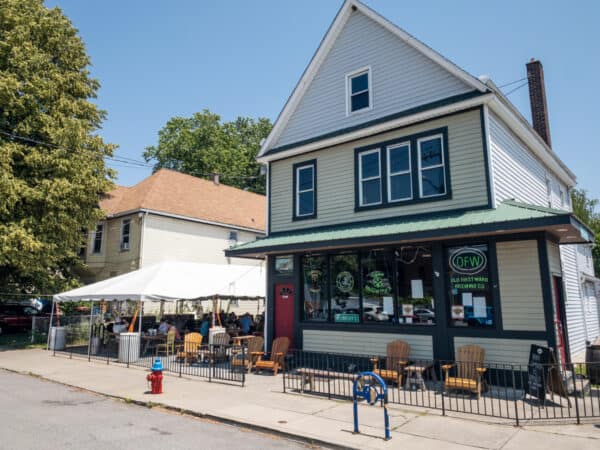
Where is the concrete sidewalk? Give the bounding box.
[0,349,599,449]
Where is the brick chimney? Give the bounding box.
[526,59,551,147]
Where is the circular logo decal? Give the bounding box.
[336,271,354,293]
[449,247,487,275]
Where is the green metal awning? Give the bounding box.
[226,201,593,258]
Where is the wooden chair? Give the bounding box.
[442,345,487,399]
[176,332,203,364]
[198,332,230,363]
[156,329,176,357]
[253,336,289,375]
[231,336,264,373]
[371,340,411,386]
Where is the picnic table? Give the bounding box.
[295,368,357,393]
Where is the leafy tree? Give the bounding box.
[571,188,600,275]
[0,0,115,295]
[144,110,271,194]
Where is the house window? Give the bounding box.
[331,253,360,323]
[293,160,316,219]
[387,143,412,202]
[396,246,435,325]
[229,231,238,242]
[358,149,382,206]
[92,224,103,254]
[120,219,131,251]
[418,135,446,198]
[361,249,394,323]
[302,255,328,321]
[447,244,494,328]
[346,68,371,114]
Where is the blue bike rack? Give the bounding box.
[352,371,391,441]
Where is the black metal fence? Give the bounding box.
[52,332,246,386]
[282,349,600,425]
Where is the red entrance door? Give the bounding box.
[552,276,567,367]
[274,283,294,348]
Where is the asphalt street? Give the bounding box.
[0,370,311,450]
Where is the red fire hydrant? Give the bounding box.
[147,358,163,394]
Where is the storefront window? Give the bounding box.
[447,244,494,327]
[361,250,394,322]
[302,255,329,321]
[396,246,435,325]
[330,254,360,323]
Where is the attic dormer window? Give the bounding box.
[346,67,371,115]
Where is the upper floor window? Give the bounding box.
[355,127,450,211]
[346,67,371,115]
[418,134,446,198]
[293,160,316,219]
[358,149,382,206]
[120,219,131,251]
[92,224,103,254]
[387,143,412,202]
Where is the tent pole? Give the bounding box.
[87,301,94,360]
[138,300,143,334]
[46,297,55,350]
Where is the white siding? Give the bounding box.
[454,337,547,365]
[271,109,487,232]
[141,214,263,267]
[496,240,546,331]
[489,112,568,210]
[560,245,587,357]
[303,330,433,360]
[577,245,595,277]
[275,10,472,148]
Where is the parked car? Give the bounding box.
[0,304,40,335]
[414,308,435,322]
[363,306,390,322]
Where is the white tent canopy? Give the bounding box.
[53,261,265,302]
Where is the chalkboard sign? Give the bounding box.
[527,344,552,401]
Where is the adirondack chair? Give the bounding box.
[231,336,264,373]
[253,336,290,375]
[156,329,176,357]
[176,332,203,364]
[198,332,230,363]
[442,345,487,399]
[370,340,411,386]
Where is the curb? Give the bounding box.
[1,367,353,450]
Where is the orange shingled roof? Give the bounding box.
[100,169,266,232]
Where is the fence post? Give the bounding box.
[241,346,246,388]
[572,363,581,425]
[512,368,519,426]
[209,345,213,383]
[440,364,446,416]
[179,354,183,378]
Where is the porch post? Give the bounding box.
[138,300,143,334]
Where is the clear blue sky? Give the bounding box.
[46,0,600,198]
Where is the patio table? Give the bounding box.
[232,335,255,346]
[141,335,166,355]
[404,362,437,391]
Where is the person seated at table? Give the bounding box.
[166,320,182,340]
[157,318,169,335]
[199,314,210,339]
[239,313,253,335]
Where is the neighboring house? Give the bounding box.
[227,0,599,364]
[80,168,266,315]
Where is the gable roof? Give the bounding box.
[100,169,266,233]
[258,0,488,158]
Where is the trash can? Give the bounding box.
[118,332,140,363]
[49,326,66,351]
[586,340,600,384]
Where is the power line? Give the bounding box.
[0,128,264,180]
[504,81,529,97]
[498,77,527,89]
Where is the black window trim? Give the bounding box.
[354,127,451,212]
[292,159,317,221]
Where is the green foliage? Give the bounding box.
[144,110,271,194]
[0,0,115,295]
[571,188,600,274]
